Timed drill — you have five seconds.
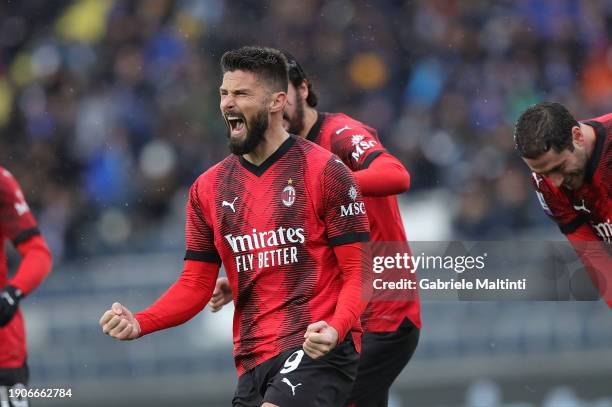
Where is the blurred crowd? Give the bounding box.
[1,0,612,261]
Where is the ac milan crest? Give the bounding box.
[282,178,296,207]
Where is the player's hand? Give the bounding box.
[99,302,141,340]
[0,285,22,327]
[209,277,233,312]
[302,320,338,359]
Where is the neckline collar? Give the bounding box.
[239,135,297,177]
[306,111,326,142]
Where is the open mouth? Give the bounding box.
[226,115,246,136]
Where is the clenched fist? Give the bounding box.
[302,320,338,359]
[208,277,233,312]
[99,302,141,340]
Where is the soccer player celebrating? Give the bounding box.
[515,102,612,305]
[210,51,421,407]
[0,167,53,406]
[99,46,372,407]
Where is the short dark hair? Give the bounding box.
[280,50,318,107]
[514,102,579,159]
[220,46,288,93]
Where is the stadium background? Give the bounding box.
[1,0,612,405]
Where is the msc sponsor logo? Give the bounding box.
[340,202,366,217]
[351,135,377,161]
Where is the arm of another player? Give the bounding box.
[353,152,410,197]
[565,224,612,308]
[330,123,409,196]
[0,170,52,327]
[209,277,232,312]
[1,235,53,327]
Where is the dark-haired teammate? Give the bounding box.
[211,52,421,407]
[100,47,372,407]
[0,167,53,406]
[515,102,612,306]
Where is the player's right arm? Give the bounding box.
[100,180,221,340]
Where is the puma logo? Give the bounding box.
[281,378,302,396]
[1,292,15,306]
[573,199,590,214]
[222,197,238,213]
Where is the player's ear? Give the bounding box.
[299,80,309,102]
[269,91,287,113]
[571,125,584,146]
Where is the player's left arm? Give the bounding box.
[0,170,52,327]
[303,158,371,359]
[565,224,612,308]
[353,153,410,196]
[330,124,410,196]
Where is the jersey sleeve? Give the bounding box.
[0,169,39,246]
[321,157,370,246]
[529,173,586,235]
[329,124,387,172]
[566,224,612,305]
[183,178,221,263]
[353,152,411,197]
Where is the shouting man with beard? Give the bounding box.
[210,50,421,407]
[100,46,373,407]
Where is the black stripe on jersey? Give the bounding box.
[329,231,370,246]
[239,135,296,177]
[184,250,221,263]
[13,227,40,246]
[306,111,326,143]
[361,150,384,169]
[583,120,606,183]
[559,214,589,234]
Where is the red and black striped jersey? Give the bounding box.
[307,112,422,332]
[0,167,40,368]
[185,136,370,375]
[531,114,612,243]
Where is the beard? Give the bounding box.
[563,169,585,190]
[227,108,268,155]
[283,97,305,136]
